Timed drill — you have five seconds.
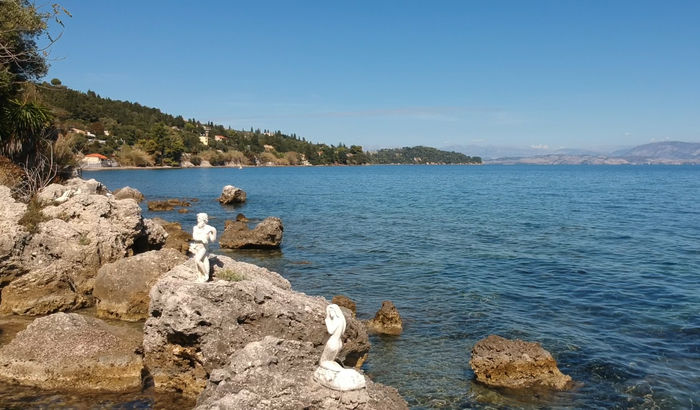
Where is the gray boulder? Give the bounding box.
[196,336,408,410]
[113,186,144,202]
[94,248,187,321]
[469,335,573,391]
[0,313,143,392]
[143,254,370,398]
[37,178,109,204]
[219,216,283,249]
[151,217,192,254]
[217,185,246,205]
[0,182,152,315]
[0,186,27,286]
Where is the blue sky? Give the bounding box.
[46,1,700,151]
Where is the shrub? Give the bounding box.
[190,155,201,166]
[217,269,245,282]
[18,196,47,233]
[115,145,154,167]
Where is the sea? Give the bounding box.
[3,165,699,409]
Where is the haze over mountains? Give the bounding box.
[445,141,700,165]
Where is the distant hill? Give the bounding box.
[368,146,481,164]
[612,141,700,160]
[485,141,700,165]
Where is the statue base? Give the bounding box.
[313,363,366,391]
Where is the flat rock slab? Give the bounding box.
[469,335,573,391]
[0,312,143,392]
[196,336,408,410]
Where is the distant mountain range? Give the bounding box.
[446,141,700,165]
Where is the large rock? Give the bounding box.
[94,248,187,321]
[196,336,407,410]
[217,185,246,205]
[143,254,370,398]
[36,178,109,204]
[133,218,168,252]
[219,216,283,249]
[0,313,143,392]
[151,217,192,254]
[0,186,28,286]
[113,186,144,202]
[332,295,357,318]
[469,335,573,391]
[0,181,153,315]
[366,301,403,335]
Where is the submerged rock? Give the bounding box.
[147,198,191,212]
[366,301,403,335]
[143,254,369,398]
[219,216,283,249]
[217,185,246,205]
[469,335,573,391]
[196,336,408,410]
[0,313,143,392]
[94,248,187,321]
[113,186,144,202]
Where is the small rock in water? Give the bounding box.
[469,334,573,391]
[332,295,357,318]
[217,185,246,205]
[366,301,403,335]
[219,217,283,249]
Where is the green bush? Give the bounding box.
[217,269,245,282]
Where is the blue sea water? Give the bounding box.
[85,165,699,409]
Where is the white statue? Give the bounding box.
[190,213,217,282]
[313,304,366,391]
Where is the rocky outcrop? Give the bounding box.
[333,295,357,318]
[217,185,246,205]
[147,199,191,212]
[366,301,403,335]
[0,186,28,286]
[196,336,408,410]
[37,178,109,204]
[94,248,187,321]
[0,179,158,315]
[0,313,143,392]
[143,254,370,398]
[219,217,283,249]
[151,217,192,254]
[469,335,573,390]
[113,186,144,202]
[133,218,168,252]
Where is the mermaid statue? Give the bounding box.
[313,304,366,391]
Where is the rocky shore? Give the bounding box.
[0,177,575,408]
[0,178,408,408]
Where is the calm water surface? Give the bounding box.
[6,165,699,409]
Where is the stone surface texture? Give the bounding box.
[196,336,408,410]
[147,199,191,212]
[0,179,157,315]
[113,186,144,202]
[332,295,357,318]
[143,254,369,398]
[0,186,27,286]
[366,301,403,335]
[219,217,283,249]
[94,248,187,321]
[0,313,143,392]
[151,217,192,254]
[217,185,246,204]
[469,334,573,390]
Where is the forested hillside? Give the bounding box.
[38,82,480,166]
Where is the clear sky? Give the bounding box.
[46,0,700,150]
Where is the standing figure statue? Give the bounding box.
[190,212,217,282]
[313,304,366,391]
